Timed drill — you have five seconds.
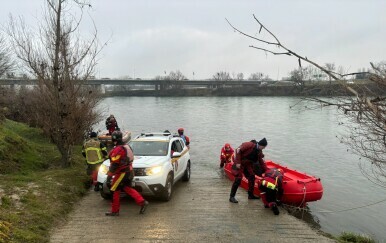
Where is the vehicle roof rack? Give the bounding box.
[136,132,173,139]
[140,132,171,136]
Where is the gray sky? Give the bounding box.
[1,0,385,80]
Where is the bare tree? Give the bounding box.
[248,72,264,81]
[226,15,386,186]
[7,0,103,167]
[0,35,15,78]
[248,72,272,81]
[164,70,187,89]
[166,70,187,81]
[212,71,232,81]
[0,34,15,120]
[232,72,244,81]
[324,63,335,85]
[289,67,305,87]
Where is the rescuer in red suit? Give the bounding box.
[229,138,268,203]
[259,168,284,215]
[178,128,190,148]
[105,131,149,216]
[105,114,119,135]
[220,143,234,168]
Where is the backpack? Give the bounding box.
[122,144,135,180]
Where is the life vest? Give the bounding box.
[261,168,283,191]
[122,144,134,165]
[84,139,106,164]
[221,147,234,162]
[109,145,135,191]
[109,145,134,174]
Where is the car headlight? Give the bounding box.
[145,165,162,176]
[99,164,109,174]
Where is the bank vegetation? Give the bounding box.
[0,119,89,242]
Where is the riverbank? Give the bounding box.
[0,119,89,242]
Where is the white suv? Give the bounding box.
[97,132,191,201]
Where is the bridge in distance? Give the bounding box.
[0,78,270,86]
[0,78,274,92]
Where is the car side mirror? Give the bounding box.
[172,152,181,158]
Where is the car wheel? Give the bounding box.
[100,183,112,200]
[182,161,191,182]
[161,174,173,201]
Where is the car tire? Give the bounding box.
[100,183,112,200]
[161,174,173,201]
[182,160,191,182]
[100,189,112,200]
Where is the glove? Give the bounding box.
[106,176,112,189]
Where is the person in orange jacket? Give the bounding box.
[229,138,268,203]
[105,131,149,216]
[220,143,234,168]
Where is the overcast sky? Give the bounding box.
[1,0,385,80]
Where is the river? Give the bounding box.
[97,96,386,242]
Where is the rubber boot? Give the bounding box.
[248,191,260,199]
[230,182,239,197]
[260,192,269,208]
[269,202,280,215]
[105,212,119,216]
[229,197,239,203]
[229,178,241,203]
[220,160,224,168]
[140,201,149,214]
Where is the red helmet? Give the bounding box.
[178,128,184,135]
[224,143,231,149]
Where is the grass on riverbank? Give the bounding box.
[0,119,90,243]
[337,232,375,243]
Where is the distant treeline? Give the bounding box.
[103,83,384,97]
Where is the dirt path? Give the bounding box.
[50,168,334,243]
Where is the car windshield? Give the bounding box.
[129,140,169,156]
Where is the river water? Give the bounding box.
[97,96,386,242]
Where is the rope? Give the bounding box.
[283,197,386,215]
[316,197,386,213]
[299,183,306,219]
[281,181,308,219]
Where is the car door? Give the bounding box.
[170,139,186,178]
[175,139,188,178]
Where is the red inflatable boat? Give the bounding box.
[224,160,323,207]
